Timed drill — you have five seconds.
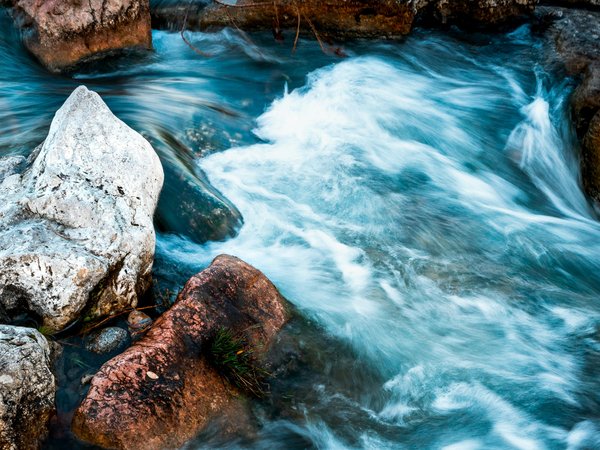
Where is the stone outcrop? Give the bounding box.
[419,0,537,26]
[72,255,289,450]
[0,86,164,333]
[151,0,536,38]
[9,0,152,72]
[537,6,600,201]
[0,325,56,449]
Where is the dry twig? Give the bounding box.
[292,1,301,53]
[181,0,212,56]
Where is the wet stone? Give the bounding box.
[85,327,129,354]
[127,310,153,339]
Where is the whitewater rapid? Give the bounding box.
[160,37,600,449]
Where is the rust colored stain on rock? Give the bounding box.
[72,255,289,450]
[11,0,152,72]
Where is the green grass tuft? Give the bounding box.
[209,327,270,398]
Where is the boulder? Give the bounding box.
[72,255,289,450]
[581,108,600,198]
[540,6,600,74]
[0,86,164,333]
[9,0,152,73]
[0,325,56,449]
[152,0,536,38]
[572,64,600,136]
[537,7,600,202]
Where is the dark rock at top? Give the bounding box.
[537,6,600,202]
[151,0,537,38]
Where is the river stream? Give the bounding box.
[1,9,599,449]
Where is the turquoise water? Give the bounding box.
[1,9,599,449]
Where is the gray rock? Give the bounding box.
[0,156,25,182]
[0,325,55,449]
[0,86,164,333]
[86,327,129,354]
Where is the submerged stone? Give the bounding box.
[85,327,129,354]
[150,129,243,244]
[127,309,153,339]
[157,163,243,244]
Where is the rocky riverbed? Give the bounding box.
[0,0,600,449]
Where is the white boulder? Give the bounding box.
[0,86,164,333]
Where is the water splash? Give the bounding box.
[161,43,600,448]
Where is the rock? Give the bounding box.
[572,78,600,203]
[152,0,535,38]
[419,0,536,27]
[156,0,416,38]
[551,0,600,7]
[572,64,600,136]
[538,6,600,74]
[0,325,56,449]
[72,255,289,450]
[142,129,243,243]
[9,0,152,73]
[85,327,128,354]
[581,107,600,198]
[157,162,243,244]
[80,374,94,386]
[127,309,153,339]
[538,7,600,202]
[0,86,164,333]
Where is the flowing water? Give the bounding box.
[1,8,600,449]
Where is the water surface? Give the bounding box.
[1,10,599,449]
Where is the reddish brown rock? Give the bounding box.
[72,254,289,450]
[572,64,600,203]
[157,0,418,38]
[10,0,152,72]
[153,0,536,39]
